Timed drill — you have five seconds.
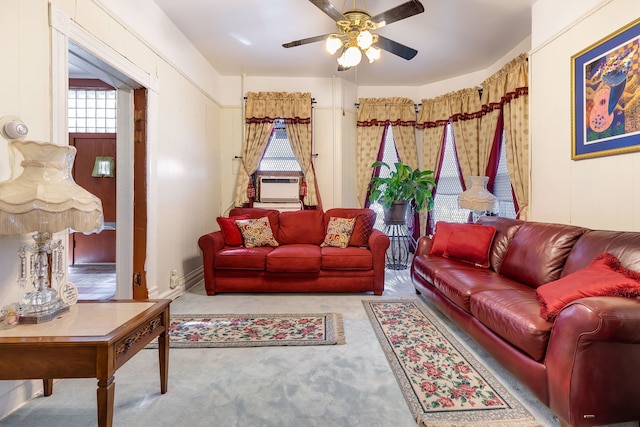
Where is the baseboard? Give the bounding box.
[153,266,203,300]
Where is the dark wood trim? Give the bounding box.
[133,88,149,300]
[69,79,116,90]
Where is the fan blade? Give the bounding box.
[371,0,425,28]
[309,0,346,22]
[377,35,418,60]
[283,34,330,49]
[337,64,351,72]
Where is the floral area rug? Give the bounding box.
[363,299,540,427]
[146,313,345,348]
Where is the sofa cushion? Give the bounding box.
[229,208,280,236]
[214,246,272,270]
[499,222,587,288]
[430,263,523,312]
[471,288,552,362]
[236,217,279,248]
[476,216,524,273]
[321,246,373,270]
[443,223,496,268]
[561,230,640,277]
[277,210,325,245]
[266,244,321,272]
[321,217,356,248]
[216,214,250,246]
[536,252,640,321]
[324,208,376,247]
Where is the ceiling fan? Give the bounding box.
[283,0,425,70]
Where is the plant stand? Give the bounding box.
[383,222,416,270]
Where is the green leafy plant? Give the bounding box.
[368,161,436,212]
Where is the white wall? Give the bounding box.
[529,0,640,230]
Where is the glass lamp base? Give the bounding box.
[19,298,69,324]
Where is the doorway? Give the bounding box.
[62,39,149,300]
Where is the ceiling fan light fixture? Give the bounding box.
[365,45,381,63]
[356,30,373,50]
[325,35,343,55]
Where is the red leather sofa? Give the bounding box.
[410,216,640,427]
[199,207,390,296]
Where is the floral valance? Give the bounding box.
[245,92,311,124]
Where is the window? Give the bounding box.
[370,125,400,231]
[429,124,517,231]
[493,132,517,218]
[258,119,302,173]
[68,88,117,133]
[430,123,469,227]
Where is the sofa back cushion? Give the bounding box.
[561,229,640,277]
[324,208,376,247]
[477,216,524,273]
[499,221,587,288]
[229,208,280,237]
[277,209,325,245]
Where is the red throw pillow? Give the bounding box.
[443,223,496,268]
[536,252,640,321]
[216,215,250,246]
[429,222,454,256]
[349,212,376,247]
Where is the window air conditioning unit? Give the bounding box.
[258,176,300,202]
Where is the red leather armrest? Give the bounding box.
[546,297,640,426]
[415,236,433,257]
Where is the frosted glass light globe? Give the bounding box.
[342,46,362,67]
[325,36,342,55]
[357,30,373,49]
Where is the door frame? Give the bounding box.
[50,5,159,299]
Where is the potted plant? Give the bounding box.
[368,161,436,224]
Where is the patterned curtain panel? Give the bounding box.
[356,97,417,207]
[234,92,315,207]
[480,53,529,218]
[449,88,483,189]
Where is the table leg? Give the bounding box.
[43,379,53,396]
[159,309,169,394]
[97,376,115,427]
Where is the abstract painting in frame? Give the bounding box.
[572,18,640,160]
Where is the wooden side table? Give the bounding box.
[0,299,170,427]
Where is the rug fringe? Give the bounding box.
[418,415,543,427]
[332,313,346,345]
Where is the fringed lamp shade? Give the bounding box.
[458,176,499,214]
[0,140,103,234]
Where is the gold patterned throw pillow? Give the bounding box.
[321,217,356,248]
[236,216,279,248]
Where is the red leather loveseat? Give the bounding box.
[199,207,390,296]
[410,216,640,427]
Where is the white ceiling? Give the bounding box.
[150,0,535,86]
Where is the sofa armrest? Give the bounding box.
[198,231,226,295]
[545,296,640,426]
[415,236,433,257]
[368,229,390,295]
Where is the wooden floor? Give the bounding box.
[68,264,116,300]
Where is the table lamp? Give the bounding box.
[0,140,104,323]
[458,176,499,222]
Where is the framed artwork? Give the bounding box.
[571,18,640,160]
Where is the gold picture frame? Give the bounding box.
[571,18,640,160]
